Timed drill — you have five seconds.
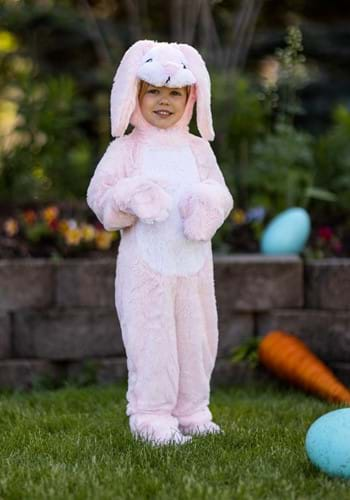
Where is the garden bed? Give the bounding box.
[1,202,349,260]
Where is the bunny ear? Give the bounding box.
[178,44,214,141]
[111,40,156,137]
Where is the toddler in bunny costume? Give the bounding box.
[87,40,233,446]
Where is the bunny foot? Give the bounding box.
[179,421,223,436]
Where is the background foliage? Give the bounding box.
[1,0,349,257]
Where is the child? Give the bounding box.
[87,40,234,446]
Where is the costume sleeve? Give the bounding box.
[179,139,234,242]
[86,138,137,231]
[196,140,234,220]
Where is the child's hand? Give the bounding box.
[179,186,225,241]
[117,177,172,224]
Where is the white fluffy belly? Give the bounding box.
[134,146,209,276]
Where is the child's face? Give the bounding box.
[139,84,188,129]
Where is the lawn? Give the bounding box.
[0,382,349,500]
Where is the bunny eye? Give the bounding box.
[145,58,153,63]
[182,63,187,69]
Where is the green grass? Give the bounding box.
[0,382,349,500]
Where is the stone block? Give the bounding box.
[0,260,54,311]
[305,259,350,310]
[218,313,254,357]
[214,254,303,312]
[0,359,63,390]
[257,309,350,362]
[330,362,350,387]
[212,359,272,387]
[13,307,124,360]
[0,312,11,358]
[66,357,127,385]
[56,259,115,307]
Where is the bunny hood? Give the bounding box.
[110,40,215,141]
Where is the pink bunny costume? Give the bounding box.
[87,40,234,445]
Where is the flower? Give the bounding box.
[42,206,59,224]
[95,230,114,250]
[58,220,69,235]
[317,226,333,241]
[81,223,96,242]
[330,238,343,254]
[3,218,19,237]
[67,218,78,230]
[64,227,82,246]
[231,209,246,225]
[48,219,60,231]
[246,207,266,223]
[22,209,37,225]
[259,56,279,88]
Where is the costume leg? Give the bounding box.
[172,255,221,435]
[115,239,191,445]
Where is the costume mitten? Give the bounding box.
[113,175,172,224]
[179,180,232,241]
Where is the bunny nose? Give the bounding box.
[163,62,180,77]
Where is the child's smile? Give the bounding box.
[139,84,188,129]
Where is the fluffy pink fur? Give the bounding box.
[179,163,234,241]
[115,229,219,423]
[87,40,234,446]
[110,40,214,141]
[114,175,172,224]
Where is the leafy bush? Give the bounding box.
[0,69,93,202]
[313,105,350,212]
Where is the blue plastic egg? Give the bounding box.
[261,207,311,255]
[305,409,350,479]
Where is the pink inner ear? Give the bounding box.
[178,44,214,141]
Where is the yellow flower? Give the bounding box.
[42,205,59,224]
[231,209,246,225]
[3,218,19,237]
[64,227,82,246]
[95,230,113,250]
[0,31,18,53]
[58,219,70,235]
[81,223,96,242]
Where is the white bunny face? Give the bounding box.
[110,40,214,141]
[137,44,197,88]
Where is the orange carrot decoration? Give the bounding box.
[259,330,350,404]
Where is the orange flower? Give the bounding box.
[42,206,59,224]
[22,209,37,225]
[95,230,114,250]
[3,218,19,237]
[58,219,69,235]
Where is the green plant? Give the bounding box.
[0,72,93,203]
[313,105,350,213]
[211,73,270,207]
[269,25,309,126]
[246,122,316,212]
[231,336,260,368]
[235,26,336,216]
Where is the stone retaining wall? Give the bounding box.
[0,256,349,390]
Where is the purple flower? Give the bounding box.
[246,207,266,223]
